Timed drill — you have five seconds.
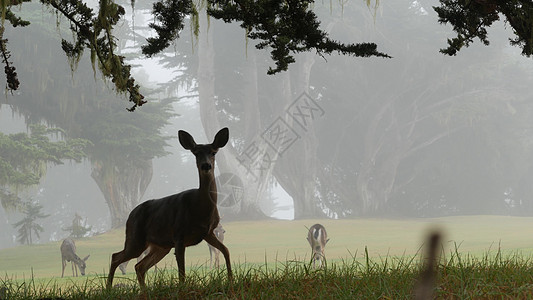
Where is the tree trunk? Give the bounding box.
[197,11,267,220]
[271,52,323,219]
[91,160,153,228]
[355,98,401,214]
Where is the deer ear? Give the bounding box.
[179,130,196,150]
[212,127,229,149]
[83,255,90,261]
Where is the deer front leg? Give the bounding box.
[204,233,232,280]
[107,252,122,289]
[61,259,66,278]
[71,262,76,277]
[175,238,186,282]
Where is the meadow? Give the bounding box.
[2,216,533,298]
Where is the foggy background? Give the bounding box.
[1,0,533,249]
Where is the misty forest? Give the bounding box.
[1,0,533,297]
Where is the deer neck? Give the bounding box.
[198,171,217,205]
[74,255,83,264]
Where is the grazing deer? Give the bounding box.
[60,238,90,277]
[208,223,225,268]
[107,128,232,289]
[307,224,329,268]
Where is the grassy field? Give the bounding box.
[2,216,533,298]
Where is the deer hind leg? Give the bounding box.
[135,245,170,289]
[204,234,232,279]
[107,244,146,289]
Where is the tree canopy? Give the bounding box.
[5,0,531,110]
[434,0,533,57]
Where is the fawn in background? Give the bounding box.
[60,238,90,277]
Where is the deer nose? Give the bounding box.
[200,163,212,171]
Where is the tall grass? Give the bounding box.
[2,245,533,299]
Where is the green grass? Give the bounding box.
[2,246,533,299]
[2,216,533,298]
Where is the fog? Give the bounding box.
[1,0,533,251]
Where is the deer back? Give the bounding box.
[61,238,78,261]
[307,224,329,253]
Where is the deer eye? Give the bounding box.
[211,152,217,156]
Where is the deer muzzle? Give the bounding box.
[200,163,212,171]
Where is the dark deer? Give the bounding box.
[107,128,232,289]
[208,223,225,268]
[307,224,329,268]
[60,238,90,277]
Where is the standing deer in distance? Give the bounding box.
[307,224,329,268]
[208,223,226,268]
[60,238,90,277]
[107,128,232,289]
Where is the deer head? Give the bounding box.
[179,128,229,175]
